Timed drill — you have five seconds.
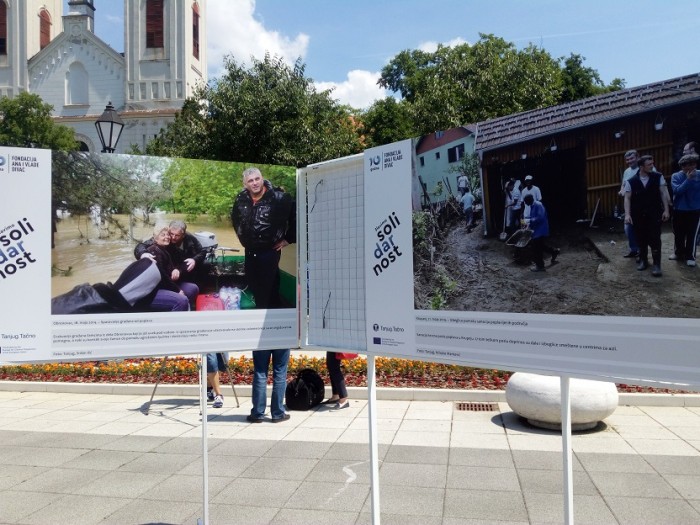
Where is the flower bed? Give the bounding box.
[0,356,691,393]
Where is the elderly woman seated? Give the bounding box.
[143,224,199,311]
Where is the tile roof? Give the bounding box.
[474,72,700,151]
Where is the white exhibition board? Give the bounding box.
[0,147,297,364]
[299,155,366,351]
[303,139,700,389]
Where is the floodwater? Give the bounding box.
[51,212,297,297]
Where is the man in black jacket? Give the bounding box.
[230,166,296,423]
[230,167,296,309]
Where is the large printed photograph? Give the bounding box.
[412,90,700,319]
[51,152,297,316]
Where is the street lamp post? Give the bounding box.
[94,101,124,153]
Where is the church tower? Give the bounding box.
[0,0,207,153]
[124,0,207,110]
[0,0,63,97]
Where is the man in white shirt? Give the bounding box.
[460,187,475,231]
[521,175,542,223]
[618,150,640,258]
[624,155,670,277]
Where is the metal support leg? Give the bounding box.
[143,355,170,415]
[229,373,240,408]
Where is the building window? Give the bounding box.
[435,151,440,160]
[152,82,159,99]
[146,0,164,48]
[65,62,88,105]
[176,81,183,98]
[435,131,444,140]
[419,156,425,167]
[39,9,52,50]
[164,82,171,98]
[0,2,7,55]
[140,82,146,99]
[128,83,135,100]
[447,143,465,163]
[192,2,200,60]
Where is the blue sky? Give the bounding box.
[72,1,700,109]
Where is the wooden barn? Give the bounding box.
[474,73,700,236]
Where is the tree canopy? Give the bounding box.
[144,55,363,167]
[159,158,295,221]
[373,34,624,138]
[0,92,77,150]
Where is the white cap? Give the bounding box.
[524,175,533,181]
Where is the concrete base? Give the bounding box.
[505,372,619,431]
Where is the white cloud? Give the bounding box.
[207,0,309,78]
[418,37,469,53]
[316,70,388,110]
[206,1,385,108]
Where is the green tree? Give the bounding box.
[0,92,77,150]
[160,158,296,221]
[559,53,624,103]
[380,35,563,133]
[144,55,363,166]
[359,97,416,148]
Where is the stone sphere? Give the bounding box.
[505,372,618,431]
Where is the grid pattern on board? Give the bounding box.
[304,159,366,350]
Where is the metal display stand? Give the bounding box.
[143,355,239,415]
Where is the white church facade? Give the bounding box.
[0,0,207,153]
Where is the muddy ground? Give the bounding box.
[418,218,700,319]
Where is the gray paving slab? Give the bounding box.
[186,502,280,525]
[306,458,372,484]
[11,467,106,494]
[517,468,598,495]
[443,488,529,522]
[588,470,682,499]
[178,454,259,478]
[0,490,63,523]
[380,461,447,487]
[447,464,521,491]
[382,444,449,464]
[604,495,700,524]
[211,478,300,508]
[285,480,370,512]
[357,512,443,525]
[364,484,444,517]
[240,456,319,481]
[117,451,200,474]
[448,447,515,468]
[20,493,131,525]
[523,492,618,524]
[3,388,700,523]
[99,498,201,525]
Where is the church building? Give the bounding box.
[0,0,207,153]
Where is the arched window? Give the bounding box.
[39,9,51,49]
[192,2,200,60]
[146,0,163,48]
[0,2,7,55]
[65,62,88,105]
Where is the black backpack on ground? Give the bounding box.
[285,368,325,411]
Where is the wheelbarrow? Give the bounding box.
[506,229,533,264]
